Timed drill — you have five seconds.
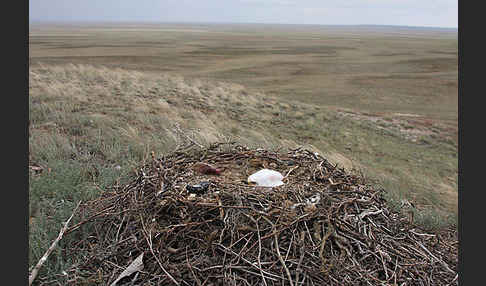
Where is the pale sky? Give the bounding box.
[29,0,458,28]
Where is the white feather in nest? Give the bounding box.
[247,169,284,187]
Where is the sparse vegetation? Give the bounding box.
[29,23,457,284]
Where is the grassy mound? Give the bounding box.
[29,64,457,283]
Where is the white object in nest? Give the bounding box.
[248,169,284,187]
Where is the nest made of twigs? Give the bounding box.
[63,143,458,285]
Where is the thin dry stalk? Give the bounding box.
[29,201,81,286]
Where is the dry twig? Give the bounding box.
[29,201,81,286]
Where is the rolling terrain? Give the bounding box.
[29,23,457,281]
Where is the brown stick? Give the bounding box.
[416,241,455,274]
[140,215,180,285]
[274,231,294,286]
[29,201,81,286]
[186,246,202,286]
[255,219,268,286]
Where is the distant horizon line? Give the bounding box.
[28,20,458,30]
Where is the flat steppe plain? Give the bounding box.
[29,22,458,223]
[30,23,458,120]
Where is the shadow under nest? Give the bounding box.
[60,142,458,285]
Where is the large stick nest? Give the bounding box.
[63,143,458,285]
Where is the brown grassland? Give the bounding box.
[29,22,457,281]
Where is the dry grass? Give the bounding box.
[29,23,457,283]
[29,23,457,122]
[29,63,457,227]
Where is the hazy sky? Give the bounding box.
[29,0,458,28]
